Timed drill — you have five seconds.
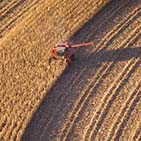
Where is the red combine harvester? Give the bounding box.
[49,40,93,66]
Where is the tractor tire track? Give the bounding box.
[136,132,141,141]
[114,90,141,141]
[64,52,138,139]
[105,76,141,141]
[132,125,141,141]
[84,30,141,141]
[74,0,130,43]
[21,1,140,139]
[44,0,136,116]
[94,58,141,140]
[60,15,141,141]
[76,0,136,57]
[1,2,133,139]
[39,9,139,140]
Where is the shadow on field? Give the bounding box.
[78,47,141,66]
[22,0,141,140]
[22,42,141,141]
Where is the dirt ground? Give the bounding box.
[0,0,111,141]
[23,0,141,141]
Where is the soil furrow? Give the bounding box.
[114,91,141,141]
[94,56,141,140]
[60,21,141,141]
[41,0,139,118]
[106,81,141,141]
[20,0,141,140]
[132,125,141,141]
[76,0,138,58]
[136,132,141,141]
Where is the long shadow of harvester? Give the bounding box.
[22,0,141,139]
[22,45,141,141]
[77,47,141,67]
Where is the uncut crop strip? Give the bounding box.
[0,102,25,140]
[3,91,43,141]
[59,12,141,140]
[84,37,141,141]
[104,73,141,141]
[0,0,47,117]
[0,79,44,140]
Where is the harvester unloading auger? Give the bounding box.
[49,40,93,66]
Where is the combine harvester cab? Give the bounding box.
[49,40,93,66]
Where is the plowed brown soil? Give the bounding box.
[23,0,141,141]
[0,0,111,141]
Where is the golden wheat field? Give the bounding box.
[0,0,111,141]
[0,0,141,141]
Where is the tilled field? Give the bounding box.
[0,0,110,141]
[23,0,141,141]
